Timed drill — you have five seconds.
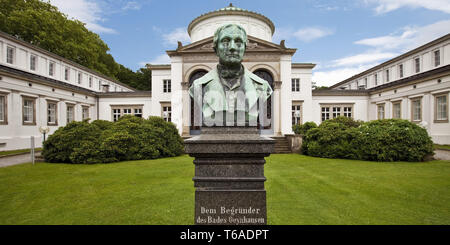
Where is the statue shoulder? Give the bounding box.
[246,69,269,85]
[191,69,217,86]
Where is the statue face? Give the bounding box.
[216,26,246,66]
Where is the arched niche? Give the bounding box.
[253,68,274,130]
[189,69,208,132]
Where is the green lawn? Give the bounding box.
[0,154,449,225]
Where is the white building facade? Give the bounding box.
[1,4,449,151]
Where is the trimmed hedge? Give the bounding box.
[302,117,434,162]
[43,116,184,164]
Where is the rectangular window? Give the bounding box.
[321,107,330,122]
[411,98,422,122]
[377,104,385,120]
[291,78,300,92]
[343,107,352,118]
[113,108,121,122]
[291,102,302,125]
[89,76,92,87]
[123,108,132,115]
[6,46,14,64]
[98,80,102,91]
[22,97,36,125]
[47,101,57,125]
[30,55,37,71]
[162,105,172,122]
[374,74,378,86]
[78,72,82,84]
[0,94,7,124]
[332,107,341,118]
[435,94,448,122]
[434,50,440,67]
[321,104,353,122]
[385,70,389,82]
[111,105,143,121]
[398,64,403,78]
[163,79,171,93]
[82,106,89,121]
[64,67,70,81]
[67,105,74,123]
[134,108,142,118]
[415,58,420,73]
[392,101,401,119]
[49,61,55,76]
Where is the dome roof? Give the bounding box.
[187,4,275,37]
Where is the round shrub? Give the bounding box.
[70,140,104,164]
[353,119,434,161]
[302,118,434,162]
[145,116,184,157]
[303,121,359,159]
[292,121,317,135]
[321,116,363,128]
[42,121,102,163]
[43,115,184,164]
[91,119,113,130]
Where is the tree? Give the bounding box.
[312,81,329,90]
[0,0,150,90]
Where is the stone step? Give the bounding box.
[271,136,291,154]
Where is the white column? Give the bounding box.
[423,93,432,132]
[181,82,190,136]
[386,101,391,119]
[170,56,183,135]
[280,55,292,135]
[402,97,409,120]
[273,81,282,136]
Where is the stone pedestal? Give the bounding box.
[184,127,274,225]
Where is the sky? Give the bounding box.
[48,0,450,87]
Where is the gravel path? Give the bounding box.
[434,149,450,161]
[0,152,41,168]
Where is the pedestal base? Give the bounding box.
[185,127,274,225]
[195,190,266,225]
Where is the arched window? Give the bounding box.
[253,69,274,129]
[189,70,208,131]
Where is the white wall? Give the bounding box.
[369,75,450,144]
[190,15,273,42]
[0,35,132,93]
[338,38,450,90]
[311,96,369,124]
[150,68,172,119]
[0,75,96,151]
[291,67,313,123]
[98,97,152,121]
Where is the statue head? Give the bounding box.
[213,24,247,66]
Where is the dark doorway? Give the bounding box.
[189,70,208,134]
[253,69,274,130]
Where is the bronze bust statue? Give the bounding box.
[189,24,273,127]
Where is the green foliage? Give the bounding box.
[42,116,184,164]
[353,119,434,161]
[292,121,317,135]
[303,122,359,159]
[91,120,113,131]
[0,0,151,90]
[302,118,434,162]
[42,121,102,163]
[321,116,363,128]
[116,65,151,91]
